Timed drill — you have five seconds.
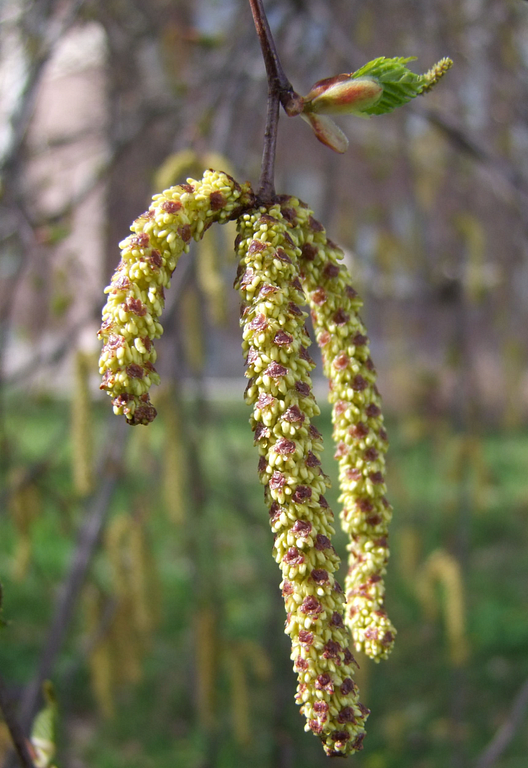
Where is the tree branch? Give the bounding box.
[248,0,302,202]
[15,419,127,737]
[258,88,281,202]
[248,0,290,92]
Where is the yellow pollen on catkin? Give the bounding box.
[98,170,252,425]
[235,206,369,756]
[422,57,453,93]
[276,197,396,662]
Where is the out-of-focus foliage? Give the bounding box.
[1,399,528,767]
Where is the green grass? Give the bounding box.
[1,393,528,768]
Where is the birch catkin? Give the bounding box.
[98,170,251,424]
[277,197,396,662]
[235,206,369,756]
[98,169,400,754]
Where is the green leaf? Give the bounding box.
[351,56,452,115]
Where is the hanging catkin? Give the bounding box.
[235,206,369,756]
[276,197,396,661]
[83,585,115,718]
[98,172,401,754]
[9,468,40,582]
[98,170,252,424]
[418,549,469,667]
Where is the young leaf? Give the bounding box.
[350,56,453,115]
[300,56,452,151]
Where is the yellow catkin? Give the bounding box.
[226,644,251,748]
[201,153,237,180]
[202,151,238,268]
[194,605,217,731]
[154,150,237,201]
[417,550,469,666]
[98,169,252,424]
[196,229,228,325]
[159,392,187,525]
[235,205,369,756]
[127,517,153,638]
[105,515,132,597]
[140,520,162,630]
[153,149,200,192]
[83,586,115,718]
[9,468,40,581]
[180,282,206,374]
[276,197,395,661]
[104,515,144,684]
[110,602,143,685]
[104,510,160,680]
[421,57,453,93]
[444,433,491,514]
[397,525,422,583]
[502,339,524,430]
[105,515,159,683]
[71,350,94,496]
[239,639,272,682]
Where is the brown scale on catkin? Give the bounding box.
[235,205,369,756]
[98,170,252,425]
[276,196,396,662]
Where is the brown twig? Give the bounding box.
[248,0,291,93]
[248,0,302,201]
[258,88,281,202]
[0,676,36,768]
[15,418,127,738]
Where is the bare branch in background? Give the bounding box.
[1,0,87,182]
[475,676,528,768]
[15,418,128,736]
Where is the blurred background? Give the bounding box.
[1,0,528,766]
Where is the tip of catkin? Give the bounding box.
[422,57,453,93]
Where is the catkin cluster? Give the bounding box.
[98,169,397,755]
[235,206,369,756]
[98,170,251,424]
[275,197,396,661]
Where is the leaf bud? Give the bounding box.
[303,74,382,116]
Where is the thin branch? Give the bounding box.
[248,0,291,92]
[258,87,281,202]
[475,675,528,768]
[0,676,36,768]
[0,0,87,181]
[15,418,127,736]
[248,0,302,202]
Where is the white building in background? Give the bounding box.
[1,18,108,389]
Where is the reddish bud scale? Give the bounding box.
[299,75,383,153]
